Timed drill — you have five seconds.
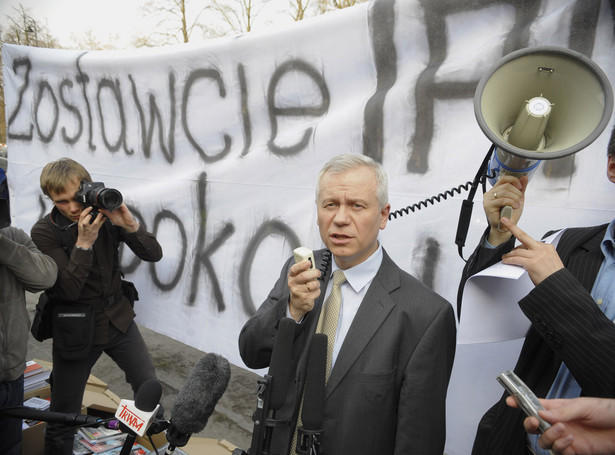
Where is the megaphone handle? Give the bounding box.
[497,206,514,232]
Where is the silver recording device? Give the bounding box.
[497,370,551,433]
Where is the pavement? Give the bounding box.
[25,291,260,452]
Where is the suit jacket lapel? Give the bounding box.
[325,252,400,396]
[559,225,607,292]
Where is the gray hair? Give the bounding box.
[316,154,389,210]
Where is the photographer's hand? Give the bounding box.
[101,204,140,233]
[76,206,105,249]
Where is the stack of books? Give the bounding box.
[76,426,127,453]
[21,395,51,430]
[23,360,51,394]
[23,396,50,411]
[100,443,149,455]
[73,432,149,454]
[74,426,150,454]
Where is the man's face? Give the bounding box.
[49,178,84,222]
[317,166,390,270]
[608,155,615,184]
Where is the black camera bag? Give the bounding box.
[31,290,55,342]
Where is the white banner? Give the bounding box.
[3,0,615,453]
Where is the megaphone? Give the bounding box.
[455,46,613,258]
[475,46,613,189]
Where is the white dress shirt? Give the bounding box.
[327,245,383,370]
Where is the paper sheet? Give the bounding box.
[458,230,564,344]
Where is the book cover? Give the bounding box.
[73,439,93,455]
[23,365,51,391]
[78,425,123,442]
[78,434,127,453]
[103,443,149,455]
[24,360,43,377]
[23,396,50,410]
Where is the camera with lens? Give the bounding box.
[75,181,123,213]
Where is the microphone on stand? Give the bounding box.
[164,353,231,454]
[296,333,327,455]
[116,379,162,455]
[242,317,296,455]
[268,318,296,412]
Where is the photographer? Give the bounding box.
[1,163,57,455]
[30,158,163,455]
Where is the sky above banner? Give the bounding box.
[0,0,295,48]
[2,0,615,453]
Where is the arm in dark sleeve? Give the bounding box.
[238,257,294,369]
[119,223,163,262]
[30,220,93,301]
[520,268,615,398]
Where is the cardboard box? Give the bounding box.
[23,359,52,401]
[184,437,237,454]
[21,421,45,455]
[156,438,235,455]
[23,383,51,401]
[82,388,121,416]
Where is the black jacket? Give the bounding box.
[458,224,615,454]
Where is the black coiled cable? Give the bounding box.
[388,181,474,220]
[317,250,332,281]
[386,145,496,262]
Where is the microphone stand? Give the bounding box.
[295,333,326,455]
[233,372,290,455]
[236,318,296,455]
[0,405,106,427]
[0,406,150,455]
[296,428,323,455]
[119,427,138,455]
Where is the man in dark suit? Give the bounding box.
[239,153,456,455]
[458,129,615,454]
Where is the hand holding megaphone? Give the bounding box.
[469,45,613,251]
[484,175,528,246]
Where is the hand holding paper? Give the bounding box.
[500,218,565,285]
[458,229,564,344]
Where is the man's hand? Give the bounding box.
[75,206,105,249]
[101,203,140,233]
[484,175,528,246]
[507,396,615,455]
[288,260,321,322]
[499,217,564,285]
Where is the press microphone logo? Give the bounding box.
[115,399,160,436]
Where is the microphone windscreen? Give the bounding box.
[170,353,231,435]
[301,333,327,430]
[135,379,162,412]
[268,317,296,410]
